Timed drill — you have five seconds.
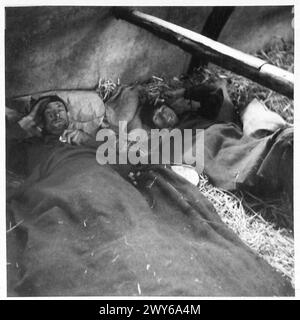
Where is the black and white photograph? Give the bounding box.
[2,1,297,299]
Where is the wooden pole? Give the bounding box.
[113,7,294,99]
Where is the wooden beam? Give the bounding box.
[113,7,293,99]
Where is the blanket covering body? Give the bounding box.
[7,143,293,296]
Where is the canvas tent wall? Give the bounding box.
[5,6,293,98]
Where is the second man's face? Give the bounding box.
[152,105,179,129]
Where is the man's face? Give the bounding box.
[43,101,69,135]
[152,105,178,128]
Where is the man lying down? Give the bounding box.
[6,83,293,296]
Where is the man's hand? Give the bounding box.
[5,107,23,122]
[17,102,43,138]
[163,88,186,105]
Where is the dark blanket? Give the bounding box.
[203,123,293,195]
[7,144,293,296]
